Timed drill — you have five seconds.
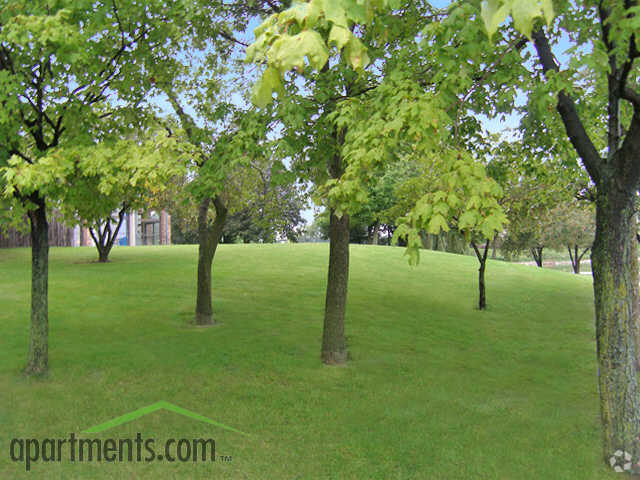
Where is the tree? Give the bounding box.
[394,151,507,310]
[57,133,183,262]
[222,157,307,243]
[145,0,296,326]
[544,201,596,274]
[0,0,186,375]
[246,0,438,364]
[161,99,270,325]
[315,157,419,245]
[494,153,568,267]
[479,1,640,465]
[170,155,307,245]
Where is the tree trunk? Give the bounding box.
[98,248,109,263]
[445,229,466,254]
[530,246,544,267]
[25,199,49,376]
[568,244,587,274]
[591,180,640,468]
[574,246,580,274]
[478,262,486,310]
[89,208,126,263]
[195,196,228,326]
[472,240,490,310]
[419,230,431,249]
[369,221,380,245]
[321,208,350,364]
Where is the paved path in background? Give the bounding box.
[517,259,592,275]
[517,259,640,275]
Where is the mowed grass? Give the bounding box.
[0,244,616,479]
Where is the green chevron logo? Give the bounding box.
[81,401,247,435]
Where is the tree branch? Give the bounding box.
[218,30,249,48]
[531,28,602,184]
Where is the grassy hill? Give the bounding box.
[0,244,616,479]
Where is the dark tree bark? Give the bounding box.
[322,208,350,364]
[567,244,590,274]
[530,246,544,267]
[471,240,490,310]
[195,196,228,325]
[88,206,127,263]
[25,197,49,376]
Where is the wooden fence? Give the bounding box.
[0,217,74,248]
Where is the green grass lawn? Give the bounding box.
[0,244,617,479]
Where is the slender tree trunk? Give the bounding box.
[530,246,544,267]
[491,236,498,259]
[195,196,228,325]
[321,208,350,364]
[89,208,126,263]
[419,230,430,249]
[25,198,49,376]
[590,181,640,468]
[568,244,589,274]
[568,245,577,273]
[472,240,490,310]
[369,221,380,245]
[444,229,465,254]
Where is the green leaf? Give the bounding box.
[251,67,283,108]
[344,35,370,70]
[458,210,478,230]
[322,0,349,28]
[541,0,554,27]
[481,0,510,39]
[427,213,449,234]
[269,30,329,72]
[511,1,543,39]
[328,25,351,49]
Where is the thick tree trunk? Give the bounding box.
[25,199,49,376]
[195,196,228,326]
[321,208,350,364]
[532,25,640,473]
[591,182,640,468]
